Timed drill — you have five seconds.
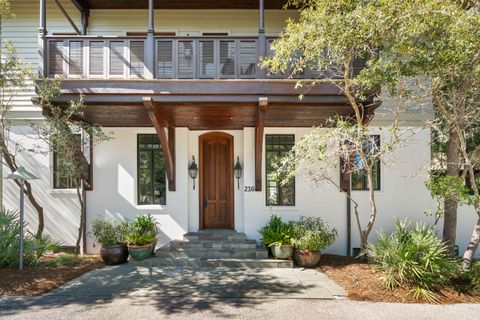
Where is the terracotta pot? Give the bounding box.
[128,244,153,261]
[271,244,293,259]
[293,249,321,267]
[100,244,129,265]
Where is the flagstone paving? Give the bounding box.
[46,263,345,299]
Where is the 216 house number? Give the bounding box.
[244,186,256,192]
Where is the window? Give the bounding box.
[137,134,166,205]
[53,134,82,189]
[265,134,295,206]
[352,135,381,191]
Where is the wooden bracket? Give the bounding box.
[143,97,176,191]
[255,97,268,191]
[54,0,82,35]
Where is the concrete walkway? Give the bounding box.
[40,263,345,299]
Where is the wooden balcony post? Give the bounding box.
[145,0,155,79]
[255,97,268,191]
[38,0,47,78]
[257,0,267,79]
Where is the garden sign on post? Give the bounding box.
[6,167,39,271]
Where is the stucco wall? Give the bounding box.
[3,125,478,257]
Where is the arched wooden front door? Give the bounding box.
[199,132,234,229]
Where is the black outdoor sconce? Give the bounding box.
[188,155,198,190]
[234,156,243,189]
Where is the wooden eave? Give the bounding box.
[85,0,290,10]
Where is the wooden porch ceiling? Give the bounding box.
[84,0,289,10]
[53,79,379,130]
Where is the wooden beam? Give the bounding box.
[54,0,81,35]
[255,97,268,191]
[143,97,176,191]
[70,0,88,12]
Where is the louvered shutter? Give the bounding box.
[48,41,64,77]
[219,40,236,77]
[109,41,125,76]
[157,41,173,79]
[129,41,145,77]
[69,41,84,76]
[178,41,194,78]
[89,41,105,76]
[197,41,214,78]
[239,40,257,77]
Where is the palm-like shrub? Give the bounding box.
[258,215,294,246]
[91,217,130,247]
[367,219,459,302]
[291,216,337,251]
[125,230,156,246]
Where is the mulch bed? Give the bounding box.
[0,254,104,296]
[317,254,480,304]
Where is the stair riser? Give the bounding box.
[171,242,257,250]
[155,251,268,259]
[133,259,292,269]
[183,236,247,242]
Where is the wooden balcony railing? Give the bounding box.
[45,36,365,80]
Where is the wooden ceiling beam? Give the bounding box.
[255,97,268,192]
[143,97,176,191]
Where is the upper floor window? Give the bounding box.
[352,135,381,191]
[265,134,295,206]
[137,134,166,205]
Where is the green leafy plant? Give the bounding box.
[291,216,337,251]
[125,230,156,246]
[258,215,294,247]
[26,233,62,266]
[133,214,158,236]
[90,217,130,247]
[367,219,459,302]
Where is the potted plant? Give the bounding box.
[133,214,158,255]
[292,217,337,267]
[258,215,294,259]
[125,229,156,261]
[90,217,130,265]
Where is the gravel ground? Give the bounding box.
[1,296,480,320]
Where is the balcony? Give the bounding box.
[46,36,365,80]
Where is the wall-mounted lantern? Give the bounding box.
[188,156,198,190]
[234,156,243,189]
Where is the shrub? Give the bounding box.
[27,234,62,266]
[258,215,294,246]
[133,214,158,236]
[90,217,130,247]
[125,230,156,246]
[367,219,459,302]
[292,216,337,251]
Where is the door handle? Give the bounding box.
[204,196,208,210]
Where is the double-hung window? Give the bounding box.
[265,134,295,206]
[352,135,381,191]
[53,134,83,189]
[137,134,166,205]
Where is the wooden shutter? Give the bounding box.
[48,41,64,77]
[109,41,125,76]
[129,41,145,77]
[197,41,214,78]
[178,41,194,78]
[219,41,236,77]
[239,40,257,77]
[157,41,173,79]
[69,41,84,76]
[89,41,105,76]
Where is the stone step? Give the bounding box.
[170,239,258,250]
[155,248,268,259]
[132,257,293,269]
[183,230,247,242]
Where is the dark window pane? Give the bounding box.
[138,134,166,205]
[265,134,295,206]
[352,135,381,191]
[53,134,82,189]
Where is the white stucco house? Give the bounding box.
[1,0,477,258]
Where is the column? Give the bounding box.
[257,0,267,79]
[38,0,47,77]
[145,0,155,79]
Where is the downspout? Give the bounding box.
[347,186,351,256]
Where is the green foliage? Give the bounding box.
[133,214,158,236]
[0,209,60,267]
[292,216,337,251]
[90,217,129,247]
[47,254,80,267]
[367,220,459,302]
[125,230,156,246]
[258,215,294,246]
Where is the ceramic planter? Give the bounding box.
[293,248,321,267]
[100,244,129,265]
[271,244,293,259]
[128,244,153,261]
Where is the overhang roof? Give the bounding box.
[82,0,290,10]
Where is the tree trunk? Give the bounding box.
[463,218,480,269]
[75,179,87,255]
[443,127,461,255]
[1,147,45,238]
